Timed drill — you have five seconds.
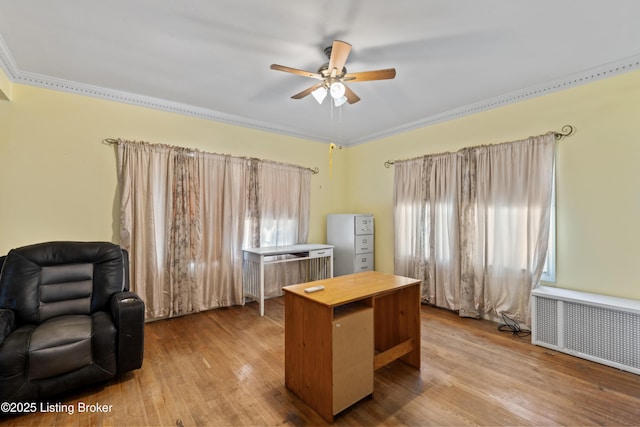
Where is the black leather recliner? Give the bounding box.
[0,241,144,401]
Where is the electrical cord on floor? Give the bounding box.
[497,313,531,337]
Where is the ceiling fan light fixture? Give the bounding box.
[334,95,347,107]
[311,86,327,104]
[329,81,346,99]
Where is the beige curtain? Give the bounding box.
[118,141,179,319]
[393,157,428,295]
[394,133,556,324]
[117,140,310,320]
[167,149,201,315]
[467,134,556,323]
[196,154,251,312]
[393,154,462,311]
[252,161,311,297]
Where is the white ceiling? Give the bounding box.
[1,1,640,146]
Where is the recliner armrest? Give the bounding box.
[110,291,145,373]
[0,308,15,345]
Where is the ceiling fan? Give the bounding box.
[270,40,396,106]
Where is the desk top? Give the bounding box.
[283,271,421,307]
[243,243,333,256]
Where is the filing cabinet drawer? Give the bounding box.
[355,235,373,254]
[354,216,374,235]
[354,254,374,272]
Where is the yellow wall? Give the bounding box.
[0,83,348,254]
[347,69,640,300]
[2,67,639,301]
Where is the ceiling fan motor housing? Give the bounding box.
[318,63,347,78]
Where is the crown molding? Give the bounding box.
[7,72,324,143]
[0,33,323,143]
[1,33,639,147]
[0,34,18,79]
[347,54,640,146]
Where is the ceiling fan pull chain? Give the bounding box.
[339,105,342,144]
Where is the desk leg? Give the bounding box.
[259,256,265,316]
[285,293,334,422]
[374,283,421,369]
[329,254,333,278]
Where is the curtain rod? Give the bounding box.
[102,138,319,174]
[383,124,575,168]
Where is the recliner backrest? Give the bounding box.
[0,242,126,323]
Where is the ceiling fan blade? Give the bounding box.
[343,68,396,82]
[291,83,325,99]
[270,64,323,80]
[328,40,351,75]
[344,84,360,104]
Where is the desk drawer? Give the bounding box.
[354,255,374,272]
[310,248,333,258]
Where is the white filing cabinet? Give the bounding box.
[327,214,374,276]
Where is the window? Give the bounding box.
[540,171,556,282]
[395,195,556,281]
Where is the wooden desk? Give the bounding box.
[283,271,421,422]
[242,244,333,316]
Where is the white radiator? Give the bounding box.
[531,286,640,375]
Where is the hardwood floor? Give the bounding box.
[4,298,640,426]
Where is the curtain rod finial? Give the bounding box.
[554,125,575,140]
